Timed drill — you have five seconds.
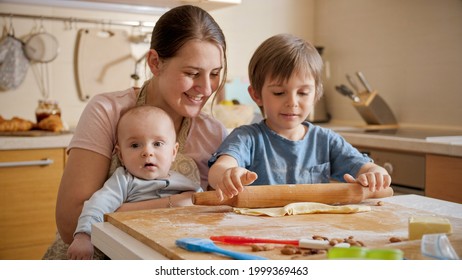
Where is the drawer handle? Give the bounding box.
[0,158,54,168]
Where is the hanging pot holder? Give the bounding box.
[0,35,30,90]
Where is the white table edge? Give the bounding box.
[92,222,167,260]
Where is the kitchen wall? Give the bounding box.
[0,2,159,127]
[315,0,462,129]
[0,0,314,128]
[1,0,461,130]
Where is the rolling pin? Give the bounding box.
[193,183,393,208]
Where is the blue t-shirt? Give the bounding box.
[208,121,371,185]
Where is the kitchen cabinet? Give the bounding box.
[9,0,241,12]
[80,0,241,10]
[353,145,462,203]
[335,127,462,203]
[354,146,426,195]
[426,154,462,204]
[0,148,65,260]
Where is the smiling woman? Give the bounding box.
[43,5,229,259]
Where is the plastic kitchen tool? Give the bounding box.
[211,235,298,246]
[210,235,345,249]
[327,247,403,260]
[421,234,460,260]
[365,248,404,260]
[327,247,368,259]
[175,238,267,260]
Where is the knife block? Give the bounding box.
[353,91,397,126]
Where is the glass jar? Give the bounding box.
[35,99,61,123]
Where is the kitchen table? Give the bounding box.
[92,194,462,260]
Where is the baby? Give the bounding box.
[67,105,201,259]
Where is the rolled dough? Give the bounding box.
[233,202,372,217]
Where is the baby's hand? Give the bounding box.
[344,172,391,192]
[215,167,258,201]
[67,233,94,260]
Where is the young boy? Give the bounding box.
[67,106,201,259]
[208,33,391,201]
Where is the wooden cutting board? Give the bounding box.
[0,130,71,137]
[75,28,134,101]
[105,200,462,260]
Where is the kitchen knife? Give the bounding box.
[193,183,394,208]
[335,84,360,102]
[356,71,373,93]
[346,74,360,94]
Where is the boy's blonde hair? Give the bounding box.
[248,33,324,113]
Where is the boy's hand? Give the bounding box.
[215,167,258,201]
[344,172,391,192]
[344,163,392,192]
[67,232,94,260]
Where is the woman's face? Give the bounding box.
[152,39,224,119]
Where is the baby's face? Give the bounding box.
[258,70,316,138]
[117,112,177,180]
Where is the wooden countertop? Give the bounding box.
[339,130,462,157]
[318,124,462,157]
[92,195,462,260]
[1,125,461,157]
[0,133,73,150]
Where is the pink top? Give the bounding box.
[68,87,228,188]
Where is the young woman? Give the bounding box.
[44,5,228,259]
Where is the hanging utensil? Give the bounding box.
[75,28,133,101]
[0,17,29,91]
[24,20,60,63]
[23,20,60,100]
[130,51,148,86]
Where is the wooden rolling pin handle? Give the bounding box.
[192,184,394,207]
[192,191,237,206]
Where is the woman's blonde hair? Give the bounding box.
[248,33,323,113]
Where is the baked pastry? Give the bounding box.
[37,115,64,132]
[0,116,34,131]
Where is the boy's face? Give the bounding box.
[116,112,178,180]
[249,70,316,139]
